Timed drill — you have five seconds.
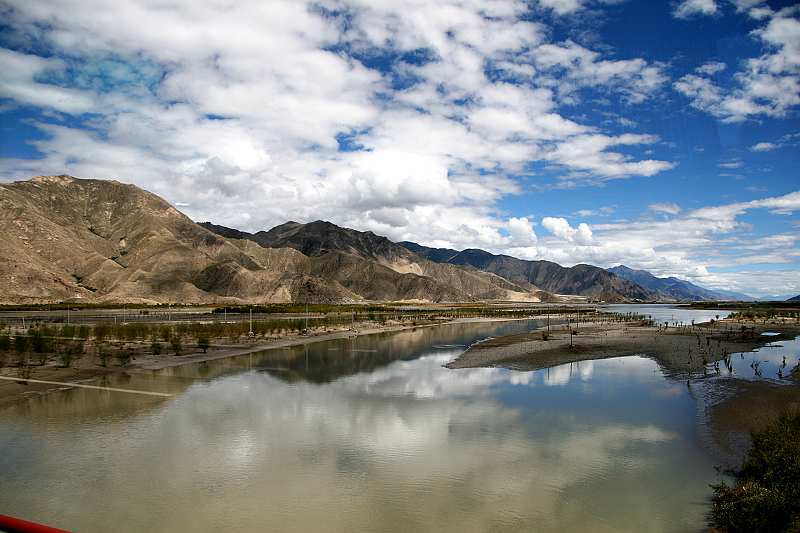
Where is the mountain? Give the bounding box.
[0,175,541,304]
[400,242,655,302]
[607,265,753,302]
[788,295,800,302]
[0,175,357,304]
[200,221,541,302]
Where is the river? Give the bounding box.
[1,308,793,532]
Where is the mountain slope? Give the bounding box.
[788,295,800,302]
[0,175,544,304]
[0,175,354,304]
[201,221,541,302]
[401,242,655,302]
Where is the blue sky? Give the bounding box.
[0,0,798,297]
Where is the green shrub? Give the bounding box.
[58,349,74,368]
[14,335,29,354]
[151,341,162,355]
[170,336,182,356]
[0,334,10,352]
[116,350,132,367]
[98,350,110,367]
[197,335,210,353]
[709,411,800,532]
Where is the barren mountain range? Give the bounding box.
[0,175,737,304]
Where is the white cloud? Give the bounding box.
[0,0,674,255]
[695,61,726,75]
[649,203,681,215]
[750,141,778,151]
[717,159,743,169]
[507,217,538,246]
[0,1,795,297]
[674,6,800,121]
[749,132,800,152]
[0,49,95,114]
[673,0,718,19]
[531,41,667,104]
[575,206,615,217]
[538,0,585,15]
[544,133,675,180]
[541,217,593,243]
[506,191,800,297]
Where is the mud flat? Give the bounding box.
[447,319,800,375]
[705,375,800,465]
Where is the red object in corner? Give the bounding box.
[0,514,71,533]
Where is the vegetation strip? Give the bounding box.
[0,375,172,397]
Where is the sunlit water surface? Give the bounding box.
[2,313,794,532]
[602,303,733,325]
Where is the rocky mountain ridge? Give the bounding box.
[2,175,738,305]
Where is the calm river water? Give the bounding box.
[1,309,793,532]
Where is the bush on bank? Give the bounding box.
[709,411,800,532]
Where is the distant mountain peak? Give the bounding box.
[400,242,656,302]
[608,265,753,302]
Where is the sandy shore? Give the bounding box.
[447,319,800,375]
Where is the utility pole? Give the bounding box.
[568,315,573,348]
[249,307,254,338]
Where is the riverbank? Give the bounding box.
[447,317,800,465]
[447,319,800,374]
[0,316,527,409]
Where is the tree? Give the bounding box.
[197,335,210,353]
[151,340,162,355]
[94,323,109,343]
[170,336,182,356]
[58,346,75,368]
[14,335,29,354]
[97,350,110,367]
[0,334,11,352]
[116,350,132,367]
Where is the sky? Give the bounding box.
[0,0,798,298]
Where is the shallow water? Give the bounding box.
[706,336,800,382]
[0,316,761,532]
[603,303,732,326]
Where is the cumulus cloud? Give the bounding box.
[510,191,800,297]
[507,217,538,246]
[674,6,800,121]
[0,0,796,297]
[0,0,675,253]
[541,217,593,243]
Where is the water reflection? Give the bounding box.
[1,319,717,532]
[603,303,732,325]
[706,336,800,382]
